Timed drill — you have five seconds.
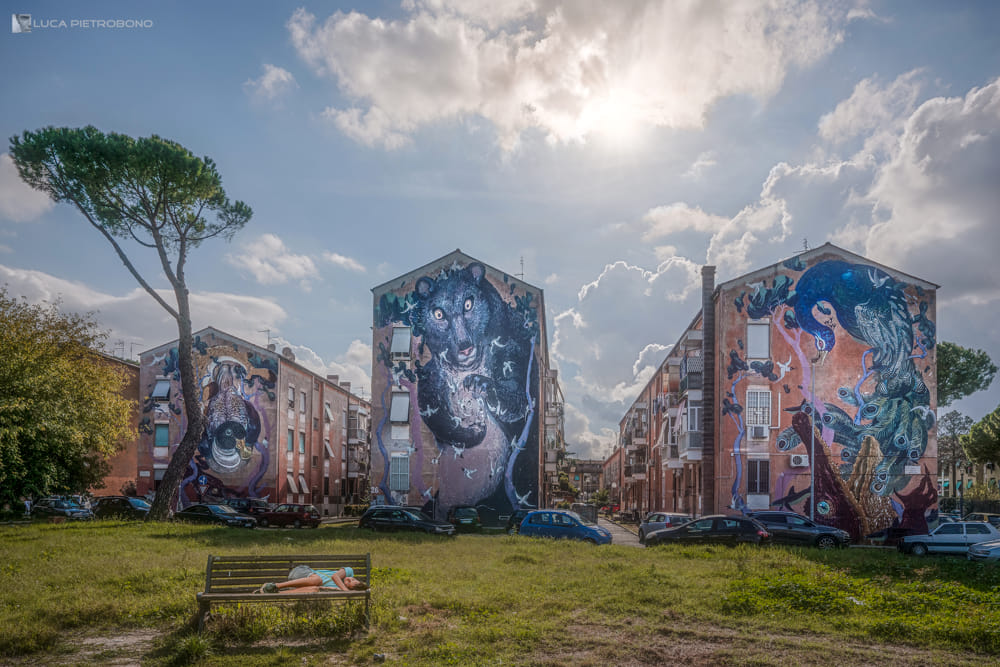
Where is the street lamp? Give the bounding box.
[809,356,816,522]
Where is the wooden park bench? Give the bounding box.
[196,553,371,632]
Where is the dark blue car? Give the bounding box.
[518,509,612,544]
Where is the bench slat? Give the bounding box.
[197,553,371,632]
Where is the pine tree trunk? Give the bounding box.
[146,288,205,521]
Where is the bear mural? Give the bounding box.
[374,259,540,525]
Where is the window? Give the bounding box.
[312,456,319,468]
[967,524,991,535]
[151,379,170,400]
[299,432,306,454]
[300,391,307,412]
[937,524,961,535]
[686,406,701,431]
[154,424,170,448]
[746,389,772,427]
[287,429,294,452]
[390,392,410,423]
[324,402,333,423]
[747,319,770,359]
[313,417,320,431]
[390,327,412,359]
[389,455,409,492]
[287,386,295,408]
[747,460,770,494]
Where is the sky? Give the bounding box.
[2,1,999,461]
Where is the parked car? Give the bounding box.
[899,521,1000,556]
[638,512,693,544]
[447,505,482,533]
[505,509,530,534]
[220,497,271,515]
[92,496,150,520]
[357,506,455,535]
[256,503,321,528]
[173,503,256,528]
[967,538,1000,562]
[31,497,94,521]
[518,509,612,544]
[963,512,1000,527]
[745,511,851,549]
[645,515,769,547]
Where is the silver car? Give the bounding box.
[900,521,1000,556]
[638,512,693,544]
[967,538,1000,563]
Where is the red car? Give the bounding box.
[256,503,321,528]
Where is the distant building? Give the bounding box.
[134,327,370,514]
[370,250,558,525]
[616,243,939,541]
[90,353,140,497]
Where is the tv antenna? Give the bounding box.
[259,329,272,347]
[516,256,524,280]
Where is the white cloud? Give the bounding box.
[225,233,318,286]
[0,264,287,353]
[321,251,367,272]
[642,202,728,241]
[272,336,373,398]
[0,153,54,222]
[818,69,924,147]
[543,272,558,285]
[243,64,298,102]
[861,77,1000,301]
[288,1,848,150]
[682,151,717,180]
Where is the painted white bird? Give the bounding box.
[502,361,514,377]
[419,405,439,417]
[515,490,533,507]
[463,468,477,479]
[452,444,466,459]
[776,355,793,380]
[491,337,507,350]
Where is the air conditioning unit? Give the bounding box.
[749,425,768,440]
[790,454,810,467]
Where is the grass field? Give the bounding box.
[1,520,998,665]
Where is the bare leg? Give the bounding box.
[275,574,323,591]
[278,585,324,594]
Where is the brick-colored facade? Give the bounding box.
[370,250,557,526]
[613,244,939,541]
[133,327,370,514]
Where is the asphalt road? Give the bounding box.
[599,517,641,547]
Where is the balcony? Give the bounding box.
[347,427,368,444]
[677,430,703,460]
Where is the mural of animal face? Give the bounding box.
[373,259,539,524]
[415,262,494,371]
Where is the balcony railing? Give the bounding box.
[679,372,702,394]
[347,428,368,443]
[677,430,703,457]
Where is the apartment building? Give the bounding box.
[370,250,557,526]
[134,327,370,514]
[615,244,939,541]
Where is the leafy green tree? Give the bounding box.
[591,488,610,507]
[938,410,974,494]
[963,404,1000,466]
[937,342,997,407]
[0,289,135,504]
[9,126,251,520]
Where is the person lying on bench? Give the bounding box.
[258,565,369,594]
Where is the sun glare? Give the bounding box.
[583,92,648,152]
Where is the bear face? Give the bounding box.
[415,263,499,372]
